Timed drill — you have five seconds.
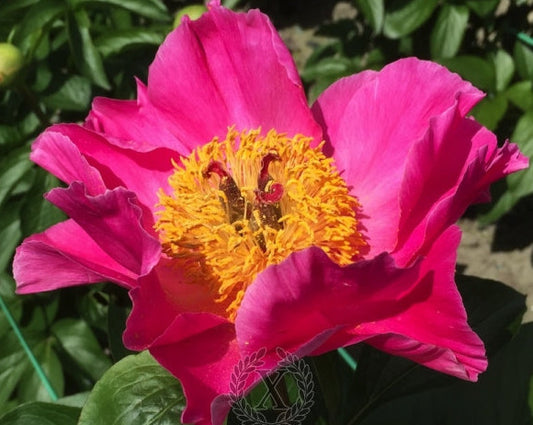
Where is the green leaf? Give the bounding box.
[358,323,533,425]
[383,0,439,39]
[0,203,22,272]
[456,275,526,353]
[0,332,31,410]
[470,94,508,130]
[11,0,65,55]
[79,287,109,332]
[20,170,66,236]
[18,338,64,402]
[0,273,23,338]
[514,41,533,81]
[26,295,59,332]
[72,0,169,21]
[42,75,92,112]
[78,351,185,425]
[107,301,134,361]
[480,111,533,223]
[55,392,90,408]
[0,0,40,16]
[311,350,357,425]
[0,402,80,425]
[506,81,533,111]
[51,319,112,382]
[355,0,384,33]
[301,56,355,82]
[95,28,165,57]
[0,146,33,208]
[430,5,469,59]
[438,55,495,91]
[492,49,515,92]
[465,0,499,17]
[222,0,241,9]
[308,76,341,104]
[0,114,40,151]
[66,8,110,90]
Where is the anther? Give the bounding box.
[203,160,230,179]
[255,153,284,230]
[258,152,281,190]
[204,160,246,223]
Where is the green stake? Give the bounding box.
[337,347,358,371]
[517,32,533,48]
[0,294,58,401]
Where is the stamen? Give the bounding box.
[255,152,284,230]
[204,160,247,223]
[258,152,281,190]
[156,127,366,322]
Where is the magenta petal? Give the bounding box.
[312,58,484,256]
[146,5,322,147]
[14,219,136,293]
[236,226,486,381]
[85,79,191,154]
[359,226,487,380]
[235,246,421,357]
[46,183,160,276]
[394,107,528,265]
[31,127,107,196]
[123,260,225,351]
[36,124,178,212]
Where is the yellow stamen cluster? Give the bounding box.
[156,127,366,320]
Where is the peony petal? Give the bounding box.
[34,124,178,213]
[312,58,484,257]
[46,183,161,276]
[394,107,529,266]
[146,5,322,148]
[31,128,107,197]
[14,219,136,293]
[358,226,487,381]
[236,226,486,381]
[235,246,422,358]
[123,259,227,351]
[85,79,192,154]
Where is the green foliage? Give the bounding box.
[0,0,173,417]
[77,351,185,425]
[430,5,469,59]
[383,0,439,39]
[0,402,80,425]
[480,111,533,223]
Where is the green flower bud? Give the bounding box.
[173,4,207,28]
[0,43,24,88]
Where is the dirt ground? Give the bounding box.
[268,0,533,322]
[458,206,533,323]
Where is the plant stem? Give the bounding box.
[0,294,58,401]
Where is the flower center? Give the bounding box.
[155,127,366,320]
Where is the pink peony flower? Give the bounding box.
[13,1,528,424]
